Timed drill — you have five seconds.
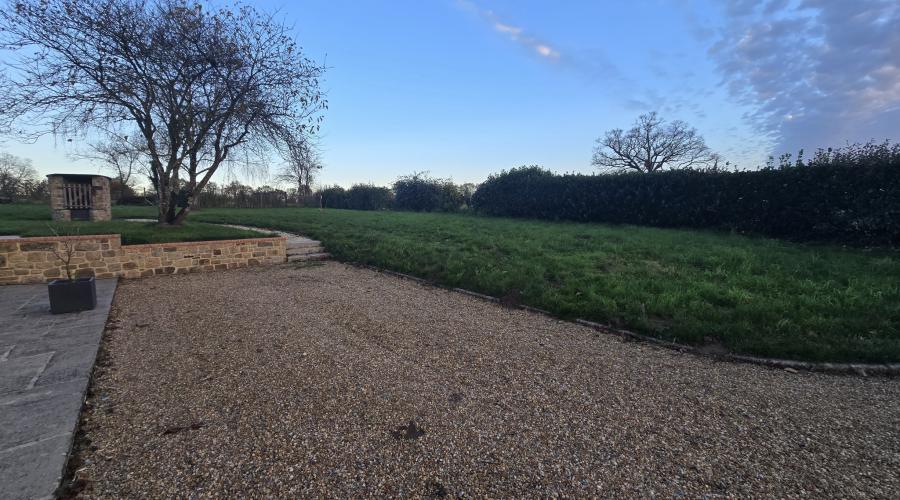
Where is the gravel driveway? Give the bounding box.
[72,262,899,498]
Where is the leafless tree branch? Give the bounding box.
[591,112,718,173]
[276,135,322,202]
[0,0,327,224]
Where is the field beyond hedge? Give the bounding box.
[0,204,268,244]
[111,205,900,364]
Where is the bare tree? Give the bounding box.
[277,137,322,203]
[0,152,38,200]
[47,226,78,281]
[77,136,146,202]
[592,112,718,173]
[0,0,327,224]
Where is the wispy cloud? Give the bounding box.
[455,0,629,90]
[492,22,521,37]
[457,0,561,61]
[455,0,728,156]
[710,0,900,152]
[534,44,560,59]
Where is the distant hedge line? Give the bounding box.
[319,175,475,212]
[472,146,900,246]
[320,184,393,211]
[392,174,470,212]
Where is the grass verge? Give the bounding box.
[110,205,900,364]
[0,203,270,244]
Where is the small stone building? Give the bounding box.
[47,174,112,221]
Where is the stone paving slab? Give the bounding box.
[0,279,116,500]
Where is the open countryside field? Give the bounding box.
[0,204,269,244]
[109,205,900,364]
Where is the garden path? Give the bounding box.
[0,279,117,500]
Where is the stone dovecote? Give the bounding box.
[47,174,112,221]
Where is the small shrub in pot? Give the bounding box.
[47,229,96,314]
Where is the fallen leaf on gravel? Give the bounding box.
[391,420,426,440]
[425,480,448,497]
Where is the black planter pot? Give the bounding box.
[48,276,97,314]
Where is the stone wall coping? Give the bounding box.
[123,235,287,249]
[5,234,121,243]
[1,234,286,247]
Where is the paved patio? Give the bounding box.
[0,279,117,500]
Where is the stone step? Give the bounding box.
[287,252,330,262]
[286,239,322,249]
[287,245,325,256]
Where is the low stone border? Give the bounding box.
[363,266,900,377]
[0,234,287,285]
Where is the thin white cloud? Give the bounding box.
[535,44,560,60]
[492,22,521,37]
[456,0,728,159]
[456,0,562,61]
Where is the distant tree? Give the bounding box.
[222,181,251,207]
[78,136,145,202]
[109,179,137,202]
[592,112,718,173]
[0,152,39,201]
[345,184,393,210]
[277,138,322,203]
[459,183,477,208]
[319,185,348,209]
[0,0,327,224]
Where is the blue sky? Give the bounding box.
[3,0,899,187]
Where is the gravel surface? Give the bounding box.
[73,262,900,498]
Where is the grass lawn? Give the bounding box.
[110,205,900,364]
[0,203,269,244]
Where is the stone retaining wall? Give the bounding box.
[0,234,287,285]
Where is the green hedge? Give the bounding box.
[393,174,466,212]
[320,184,393,210]
[472,146,900,245]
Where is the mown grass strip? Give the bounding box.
[0,204,269,244]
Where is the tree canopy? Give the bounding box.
[592,112,718,173]
[0,0,327,223]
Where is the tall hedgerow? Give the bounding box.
[472,142,900,246]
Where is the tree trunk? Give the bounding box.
[172,203,191,225]
[169,165,213,225]
[165,196,178,224]
[157,194,170,224]
[157,189,179,225]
